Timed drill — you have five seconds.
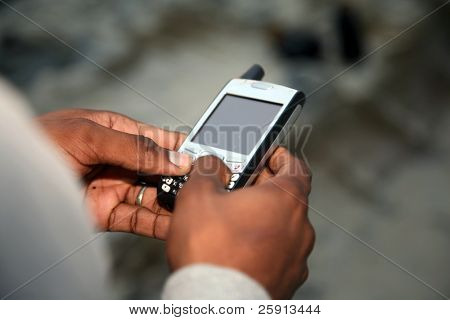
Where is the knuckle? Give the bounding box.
[297,158,312,175]
[307,222,316,251]
[138,136,164,169]
[302,221,316,256]
[301,265,309,284]
[287,157,312,194]
[75,118,96,136]
[140,136,158,156]
[277,178,307,202]
[73,118,102,150]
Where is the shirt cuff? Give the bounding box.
[162,264,270,300]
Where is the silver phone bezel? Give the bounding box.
[179,78,298,165]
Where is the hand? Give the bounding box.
[37,109,192,238]
[166,147,315,299]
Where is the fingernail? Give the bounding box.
[168,151,192,168]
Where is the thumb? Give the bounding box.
[182,155,231,195]
[91,124,192,175]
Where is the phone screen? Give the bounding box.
[192,94,282,155]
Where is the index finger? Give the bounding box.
[138,124,186,151]
[97,111,187,151]
[60,109,187,151]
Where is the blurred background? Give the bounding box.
[0,0,449,299]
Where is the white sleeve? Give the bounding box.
[162,264,270,300]
[0,79,110,299]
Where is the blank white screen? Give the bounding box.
[192,94,282,155]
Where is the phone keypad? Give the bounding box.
[227,162,244,173]
[158,168,244,210]
[230,173,240,182]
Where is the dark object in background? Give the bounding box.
[240,64,265,81]
[0,32,77,87]
[271,27,322,60]
[336,5,364,64]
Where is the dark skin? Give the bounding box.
[37,108,192,239]
[37,109,315,299]
[167,150,314,299]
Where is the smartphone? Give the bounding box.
[157,74,305,211]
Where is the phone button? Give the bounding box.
[227,162,243,173]
[230,173,240,182]
[163,178,174,185]
[162,184,171,193]
[251,82,273,90]
[227,181,235,189]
